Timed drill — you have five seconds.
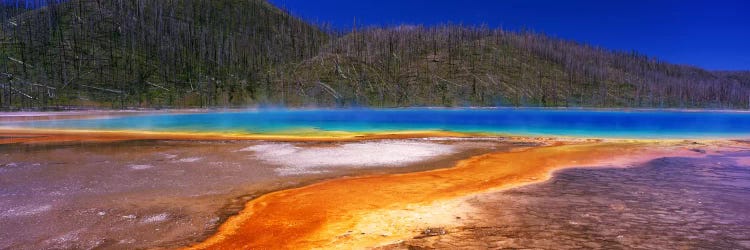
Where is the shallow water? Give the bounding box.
[4,108,750,138]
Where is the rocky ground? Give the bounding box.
[0,138,510,249]
[386,149,750,249]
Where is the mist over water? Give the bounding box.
[4,108,750,139]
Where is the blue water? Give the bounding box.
[3,108,750,139]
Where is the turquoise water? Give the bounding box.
[3,108,750,139]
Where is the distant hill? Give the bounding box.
[270,26,750,108]
[1,1,748,109]
[1,0,327,109]
[717,71,750,86]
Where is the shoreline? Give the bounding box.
[2,127,745,145]
[0,127,482,144]
[3,106,750,115]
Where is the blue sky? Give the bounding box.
[269,0,750,71]
[0,0,59,9]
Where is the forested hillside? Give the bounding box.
[1,0,326,109]
[273,26,750,108]
[1,0,748,109]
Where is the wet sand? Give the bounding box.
[385,149,750,249]
[0,137,514,249]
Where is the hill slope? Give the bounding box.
[269,26,750,108]
[1,0,326,108]
[1,1,748,109]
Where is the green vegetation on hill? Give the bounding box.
[1,1,748,109]
[1,0,326,109]
[271,26,750,108]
